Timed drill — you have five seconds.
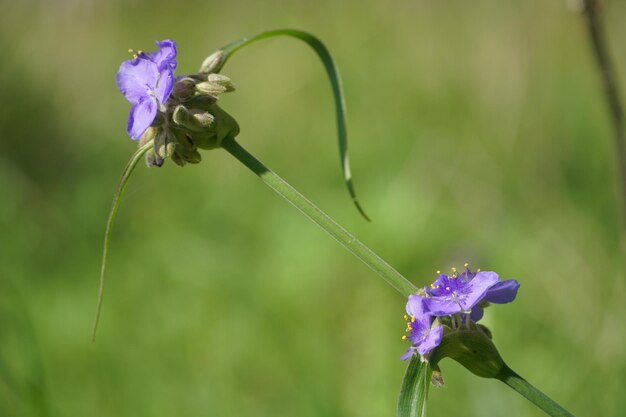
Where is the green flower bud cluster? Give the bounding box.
[140,50,240,167]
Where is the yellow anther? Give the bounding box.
[477,268,481,272]
[411,316,416,322]
[403,314,408,321]
[402,335,407,340]
[436,270,441,274]
[407,326,413,331]
[451,267,457,273]
[464,262,469,268]
[430,283,436,289]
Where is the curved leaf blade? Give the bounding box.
[92,142,153,341]
[397,356,431,417]
[217,29,369,220]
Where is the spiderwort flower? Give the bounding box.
[401,294,443,360]
[115,40,240,167]
[401,266,520,362]
[116,40,177,139]
[422,270,500,316]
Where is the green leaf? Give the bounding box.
[217,29,369,220]
[91,142,153,341]
[397,356,431,417]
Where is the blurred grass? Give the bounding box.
[1,0,625,416]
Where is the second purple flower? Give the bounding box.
[401,266,520,362]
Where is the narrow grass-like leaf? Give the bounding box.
[397,356,431,417]
[217,29,369,220]
[91,142,153,341]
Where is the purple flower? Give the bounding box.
[116,40,177,140]
[401,294,443,360]
[422,271,500,316]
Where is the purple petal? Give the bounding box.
[400,347,416,361]
[144,39,177,71]
[416,324,443,355]
[469,307,484,322]
[406,294,426,318]
[127,97,157,140]
[422,298,462,316]
[116,58,159,104]
[458,271,500,311]
[155,67,175,104]
[485,279,520,304]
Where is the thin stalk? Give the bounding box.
[582,0,626,233]
[497,366,576,417]
[221,136,418,297]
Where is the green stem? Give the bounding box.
[221,136,418,297]
[497,366,576,417]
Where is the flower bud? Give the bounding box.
[184,94,218,111]
[199,50,225,74]
[167,129,203,165]
[172,105,217,133]
[171,77,196,101]
[157,142,176,159]
[190,109,215,128]
[171,105,195,129]
[195,81,227,96]
[184,148,202,164]
[429,324,505,379]
[172,104,189,122]
[195,75,235,96]
[175,144,202,164]
[139,126,158,147]
[431,366,445,388]
[145,148,164,167]
[207,74,235,92]
[171,152,185,167]
[149,129,170,164]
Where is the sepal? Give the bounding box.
[429,322,505,379]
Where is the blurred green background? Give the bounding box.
[1,0,625,416]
